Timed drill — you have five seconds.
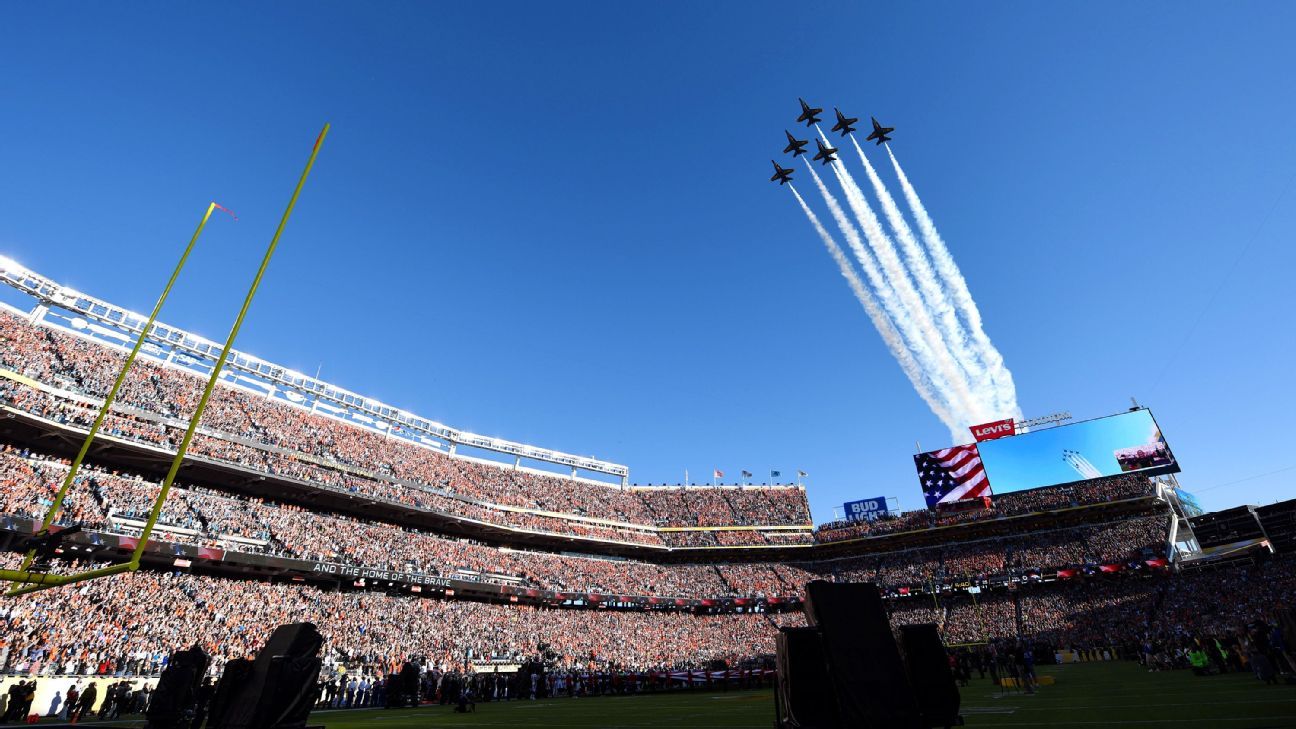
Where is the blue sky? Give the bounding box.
[2,3,1294,523]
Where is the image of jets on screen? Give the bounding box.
[913,409,1179,505]
[914,444,991,508]
[975,408,1178,494]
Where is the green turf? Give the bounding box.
[36,662,1296,728]
[299,662,1296,729]
[958,661,1296,727]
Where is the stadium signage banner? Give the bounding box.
[842,497,888,521]
[970,418,1015,442]
[308,561,455,587]
[0,518,799,611]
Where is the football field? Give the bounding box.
[308,661,1296,728]
[42,661,1296,728]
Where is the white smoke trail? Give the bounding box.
[1062,450,1103,480]
[801,159,965,424]
[802,163,903,344]
[789,185,960,435]
[846,135,992,411]
[813,135,985,424]
[885,145,1022,419]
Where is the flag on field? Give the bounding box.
[713,469,723,479]
[741,470,752,478]
[914,444,991,508]
[771,470,781,478]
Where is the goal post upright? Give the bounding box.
[4,123,329,597]
[4,202,220,591]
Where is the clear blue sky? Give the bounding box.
[2,3,1294,524]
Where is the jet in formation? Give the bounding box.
[783,130,809,157]
[796,98,823,126]
[865,117,895,145]
[813,138,838,166]
[831,108,858,136]
[769,160,794,185]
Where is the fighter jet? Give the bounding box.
[796,98,823,126]
[783,130,809,157]
[831,108,859,136]
[769,160,794,185]
[813,138,838,166]
[865,117,895,145]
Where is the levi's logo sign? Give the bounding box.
[970,419,1015,441]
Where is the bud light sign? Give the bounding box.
[843,497,888,521]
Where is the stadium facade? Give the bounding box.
[2,255,1292,695]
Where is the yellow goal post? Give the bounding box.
[3,123,329,596]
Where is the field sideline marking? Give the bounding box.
[967,718,1296,727]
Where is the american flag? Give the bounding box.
[914,444,992,508]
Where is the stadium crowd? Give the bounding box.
[0,310,813,547]
[0,558,803,680]
[0,447,756,598]
[5,306,1293,695]
[0,443,1171,600]
[2,553,1292,684]
[814,473,1158,543]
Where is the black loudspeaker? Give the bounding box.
[206,658,254,729]
[803,581,922,728]
[144,644,209,729]
[899,624,962,728]
[400,662,420,703]
[775,628,841,729]
[208,622,324,729]
[383,674,401,708]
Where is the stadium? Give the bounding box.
[0,254,1293,726]
[4,4,1296,729]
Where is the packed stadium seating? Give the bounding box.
[0,555,806,678]
[813,473,1157,543]
[0,443,1172,600]
[0,310,814,547]
[4,303,1292,700]
[3,552,1293,681]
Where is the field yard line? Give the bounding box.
[997,697,1296,712]
[966,718,1296,727]
[966,683,1280,700]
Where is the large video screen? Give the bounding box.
[975,409,1178,494]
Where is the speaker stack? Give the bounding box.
[774,581,962,728]
[144,644,210,729]
[207,622,325,729]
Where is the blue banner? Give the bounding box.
[843,496,888,521]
